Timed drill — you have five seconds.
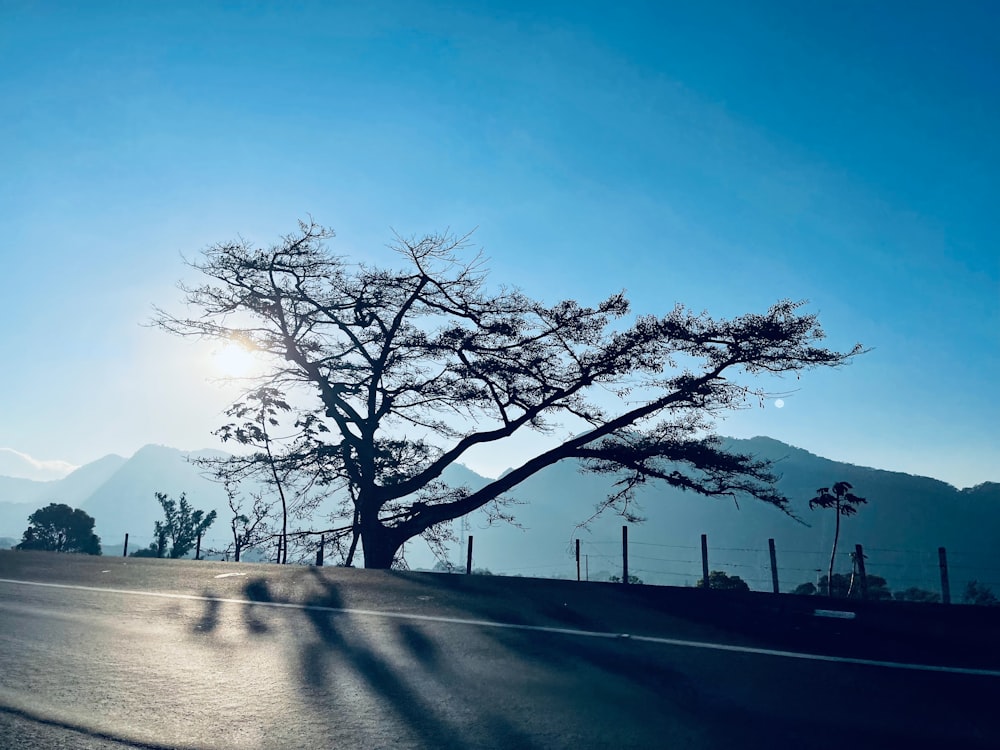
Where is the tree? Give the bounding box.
[222,481,274,563]
[696,570,750,591]
[894,587,941,604]
[798,573,891,600]
[200,387,326,564]
[809,481,867,596]
[15,503,102,555]
[129,522,168,558]
[154,222,862,568]
[962,580,999,607]
[609,574,644,585]
[152,492,218,559]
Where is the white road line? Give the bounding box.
[2,577,998,678]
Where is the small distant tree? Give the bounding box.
[894,587,941,604]
[805,573,890,600]
[609,574,644,585]
[809,481,867,596]
[15,503,102,555]
[962,580,999,607]
[198,387,329,565]
[696,570,750,591]
[151,492,218,559]
[858,573,892,601]
[222,481,274,562]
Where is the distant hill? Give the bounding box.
[458,437,1000,594]
[0,453,127,539]
[79,445,231,548]
[0,437,996,596]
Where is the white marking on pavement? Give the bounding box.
[2,577,998,678]
[814,609,856,619]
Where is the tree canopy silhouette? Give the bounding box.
[809,481,867,596]
[697,570,750,591]
[148,492,218,559]
[16,503,102,555]
[155,221,862,568]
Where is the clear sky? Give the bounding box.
[1,1,997,488]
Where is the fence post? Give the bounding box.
[622,525,629,584]
[466,535,474,574]
[316,534,325,566]
[195,532,202,561]
[585,555,589,582]
[854,544,868,600]
[701,534,710,589]
[123,533,129,558]
[938,546,951,604]
[576,539,581,582]
[768,538,779,594]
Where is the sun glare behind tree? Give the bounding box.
[210,341,263,379]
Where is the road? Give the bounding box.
[1,550,997,749]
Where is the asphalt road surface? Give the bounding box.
[1,550,997,749]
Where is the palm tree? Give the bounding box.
[809,481,867,596]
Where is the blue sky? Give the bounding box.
[1,0,997,488]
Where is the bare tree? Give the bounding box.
[196,388,329,564]
[155,221,862,568]
[221,481,274,562]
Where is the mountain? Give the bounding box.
[0,438,996,598]
[0,453,127,540]
[458,437,1000,594]
[79,445,231,548]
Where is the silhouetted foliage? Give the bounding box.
[962,580,999,607]
[609,574,644,585]
[894,587,941,604]
[149,492,218,559]
[809,481,867,596]
[198,388,321,564]
[15,503,102,555]
[793,573,891,600]
[696,570,750,591]
[221,480,274,563]
[155,221,862,568]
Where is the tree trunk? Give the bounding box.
[360,522,402,569]
[828,501,841,597]
[344,509,361,567]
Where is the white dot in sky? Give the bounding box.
[774,399,785,409]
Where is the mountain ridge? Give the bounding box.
[0,438,996,595]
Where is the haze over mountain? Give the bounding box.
[0,438,996,596]
[0,448,78,481]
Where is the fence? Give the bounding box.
[113,526,1000,604]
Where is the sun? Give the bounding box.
[210,341,262,379]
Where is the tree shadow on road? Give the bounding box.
[294,568,542,750]
[301,570,537,750]
[185,567,541,748]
